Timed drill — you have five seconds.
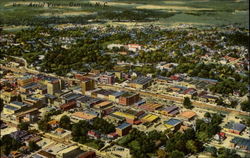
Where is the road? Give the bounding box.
[98,84,250,118]
[1,56,249,117]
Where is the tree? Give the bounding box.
[59,115,71,130]
[38,120,50,132]
[169,150,185,158]
[157,149,167,158]
[18,122,30,131]
[240,99,250,112]
[28,141,40,152]
[0,98,3,112]
[183,97,193,109]
[204,112,211,118]
[186,140,198,153]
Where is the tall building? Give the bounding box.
[81,79,95,94]
[47,79,61,95]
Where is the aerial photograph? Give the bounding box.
[0,0,249,158]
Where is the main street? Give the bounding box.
[1,56,249,118]
[98,84,250,118]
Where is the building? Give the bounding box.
[71,111,98,122]
[9,130,29,142]
[112,111,137,124]
[119,92,140,106]
[139,103,162,112]
[93,101,113,117]
[128,77,152,89]
[3,101,29,115]
[76,95,102,108]
[160,106,179,116]
[109,91,126,102]
[15,108,40,123]
[48,120,59,129]
[99,74,115,85]
[60,101,77,111]
[0,91,17,103]
[61,92,82,104]
[224,122,246,135]
[87,130,100,139]
[127,44,142,52]
[230,137,250,151]
[17,75,34,87]
[47,79,61,95]
[81,79,95,94]
[77,151,96,158]
[33,150,56,158]
[116,122,132,136]
[93,89,116,100]
[178,111,197,121]
[57,145,86,158]
[164,119,182,131]
[140,114,159,123]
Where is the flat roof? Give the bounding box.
[163,106,179,112]
[10,101,28,107]
[72,112,97,120]
[224,122,246,132]
[62,93,82,101]
[116,122,131,130]
[141,114,159,122]
[4,105,19,111]
[95,101,112,108]
[179,111,196,119]
[95,89,116,96]
[231,137,250,151]
[113,111,136,120]
[130,76,152,85]
[164,119,181,126]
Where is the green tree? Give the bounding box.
[18,122,30,131]
[38,120,50,132]
[204,112,211,118]
[186,140,198,153]
[59,115,71,130]
[169,150,185,158]
[240,99,250,112]
[183,97,193,109]
[28,141,40,152]
[0,98,4,112]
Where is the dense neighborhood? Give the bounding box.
[0,24,249,158]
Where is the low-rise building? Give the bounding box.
[160,106,179,116]
[230,137,250,151]
[119,92,140,106]
[71,111,98,122]
[116,122,132,136]
[164,119,182,131]
[128,76,152,89]
[224,122,246,135]
[139,103,162,112]
[178,111,197,121]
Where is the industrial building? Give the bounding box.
[128,76,152,89]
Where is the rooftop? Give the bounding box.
[164,118,181,126]
[116,122,131,130]
[230,137,250,151]
[130,76,152,85]
[224,122,246,132]
[179,111,197,119]
[72,112,97,120]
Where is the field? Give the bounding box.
[0,0,249,29]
